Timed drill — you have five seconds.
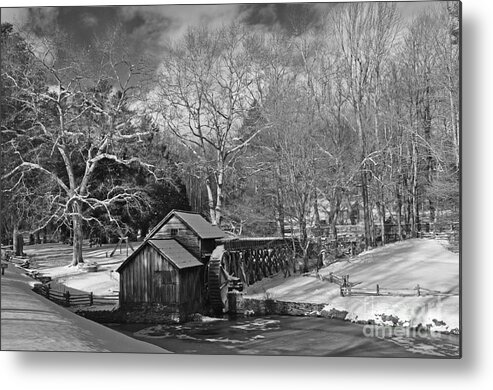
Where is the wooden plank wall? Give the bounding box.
[120,244,179,305]
[120,244,204,317]
[153,216,201,258]
[179,268,203,314]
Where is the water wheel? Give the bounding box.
[208,245,234,314]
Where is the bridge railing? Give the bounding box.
[215,237,302,286]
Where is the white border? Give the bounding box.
[2,1,492,389]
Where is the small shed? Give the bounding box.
[146,210,227,261]
[117,239,204,319]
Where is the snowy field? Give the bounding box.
[22,241,138,295]
[246,239,459,333]
[22,239,459,333]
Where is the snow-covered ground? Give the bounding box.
[23,242,135,295]
[245,239,459,333]
[22,239,459,333]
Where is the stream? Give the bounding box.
[106,315,460,357]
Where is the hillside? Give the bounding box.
[245,239,460,333]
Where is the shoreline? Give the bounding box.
[241,239,459,335]
[19,239,459,336]
[231,295,460,336]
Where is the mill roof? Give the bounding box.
[116,239,202,272]
[148,239,203,269]
[146,209,227,240]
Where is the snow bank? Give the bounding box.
[321,295,459,333]
[245,239,460,333]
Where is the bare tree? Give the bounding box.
[154,24,265,226]
[2,25,162,265]
[330,2,400,247]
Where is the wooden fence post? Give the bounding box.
[89,292,93,306]
[65,291,70,306]
[47,285,50,300]
[376,284,380,296]
[416,284,420,297]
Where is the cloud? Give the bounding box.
[0,7,29,26]
[119,4,241,40]
[237,3,333,34]
[2,2,435,74]
[25,7,60,36]
[80,12,99,28]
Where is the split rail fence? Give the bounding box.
[34,284,119,307]
[314,272,457,297]
[4,256,119,307]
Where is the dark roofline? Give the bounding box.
[147,240,202,270]
[118,210,207,273]
[116,239,202,273]
[116,241,146,273]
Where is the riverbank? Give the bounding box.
[20,239,459,335]
[244,239,459,334]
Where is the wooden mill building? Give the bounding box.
[117,210,227,320]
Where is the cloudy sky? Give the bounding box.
[1,1,435,61]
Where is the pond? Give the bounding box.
[106,315,460,358]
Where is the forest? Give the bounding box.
[0,2,460,265]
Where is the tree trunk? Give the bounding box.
[13,226,23,256]
[380,202,385,245]
[447,66,459,169]
[396,183,402,240]
[328,191,341,240]
[301,234,310,274]
[377,197,386,246]
[276,163,285,237]
[298,211,308,246]
[205,176,216,225]
[356,106,371,248]
[71,201,84,266]
[15,234,24,256]
[410,134,419,238]
[276,191,286,238]
[214,166,224,227]
[313,196,321,227]
[422,85,435,236]
[361,168,371,247]
[429,200,436,233]
[13,226,18,253]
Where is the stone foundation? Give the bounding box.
[76,295,337,324]
[76,308,126,323]
[228,291,326,317]
[76,303,201,324]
